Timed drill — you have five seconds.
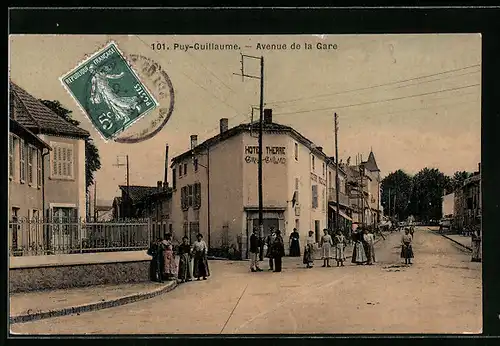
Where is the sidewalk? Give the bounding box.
[10,280,177,324]
[430,230,472,251]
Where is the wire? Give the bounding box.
[185,50,237,94]
[394,70,480,90]
[273,84,480,116]
[266,64,480,106]
[134,36,241,113]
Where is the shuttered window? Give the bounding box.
[19,139,26,183]
[9,135,14,178]
[51,143,74,179]
[312,185,318,209]
[28,146,34,185]
[322,187,326,212]
[295,178,300,204]
[37,150,42,187]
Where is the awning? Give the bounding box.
[329,205,353,221]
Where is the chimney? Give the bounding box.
[190,135,198,150]
[317,146,323,152]
[264,108,273,124]
[220,118,229,133]
[164,144,169,187]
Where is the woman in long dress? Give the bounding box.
[271,230,286,272]
[401,228,414,265]
[289,228,301,257]
[351,228,367,265]
[162,233,177,280]
[177,236,192,283]
[334,230,346,267]
[193,233,210,280]
[320,229,333,268]
[303,230,315,268]
[147,238,164,282]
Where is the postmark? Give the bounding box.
[114,54,175,144]
[60,42,160,142]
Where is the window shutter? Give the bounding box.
[312,185,318,209]
[20,139,25,182]
[52,147,58,176]
[67,147,73,178]
[37,150,42,187]
[9,135,14,177]
[28,146,34,184]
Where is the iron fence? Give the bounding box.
[9,217,152,256]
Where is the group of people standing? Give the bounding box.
[148,233,211,283]
[249,227,286,272]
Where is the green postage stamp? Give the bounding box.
[61,42,158,141]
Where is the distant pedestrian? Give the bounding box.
[177,236,192,283]
[271,230,285,272]
[147,238,165,283]
[193,233,210,280]
[162,233,177,280]
[363,228,375,265]
[320,229,333,267]
[401,228,414,265]
[303,230,315,268]
[265,228,277,271]
[249,228,263,272]
[351,228,367,265]
[289,228,301,257]
[334,230,346,267]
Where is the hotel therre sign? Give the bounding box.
[245,145,287,165]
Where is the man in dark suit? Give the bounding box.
[249,228,263,272]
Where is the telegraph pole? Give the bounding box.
[234,54,265,260]
[94,182,97,221]
[113,155,130,218]
[360,156,364,226]
[334,113,340,232]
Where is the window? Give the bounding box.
[183,222,189,238]
[194,158,199,172]
[189,222,200,243]
[294,177,300,204]
[184,163,188,176]
[329,171,332,188]
[294,143,298,161]
[9,134,14,178]
[322,162,325,177]
[188,185,193,207]
[181,186,188,211]
[28,146,35,185]
[312,155,315,171]
[179,165,182,177]
[37,150,42,187]
[51,143,74,179]
[193,183,201,209]
[172,168,177,189]
[312,185,318,209]
[19,139,26,183]
[322,187,326,212]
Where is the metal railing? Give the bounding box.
[8,217,152,256]
[327,188,349,206]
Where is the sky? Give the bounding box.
[9,34,481,204]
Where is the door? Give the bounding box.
[315,220,321,243]
[52,207,76,253]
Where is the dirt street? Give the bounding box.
[11,227,482,334]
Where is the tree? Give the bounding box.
[381,169,413,221]
[410,167,449,223]
[40,100,101,192]
[450,171,472,192]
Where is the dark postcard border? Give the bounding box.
[6,7,500,343]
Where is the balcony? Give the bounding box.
[327,188,349,207]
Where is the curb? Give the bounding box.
[10,280,177,325]
[430,229,472,252]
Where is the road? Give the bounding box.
[11,227,482,334]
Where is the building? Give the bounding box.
[10,82,89,221]
[170,109,344,258]
[453,163,481,234]
[112,185,159,220]
[327,162,352,232]
[10,81,90,254]
[345,151,382,227]
[9,118,52,253]
[140,181,173,240]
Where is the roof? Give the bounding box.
[10,118,52,150]
[171,121,340,169]
[10,81,90,138]
[119,185,160,202]
[362,151,380,172]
